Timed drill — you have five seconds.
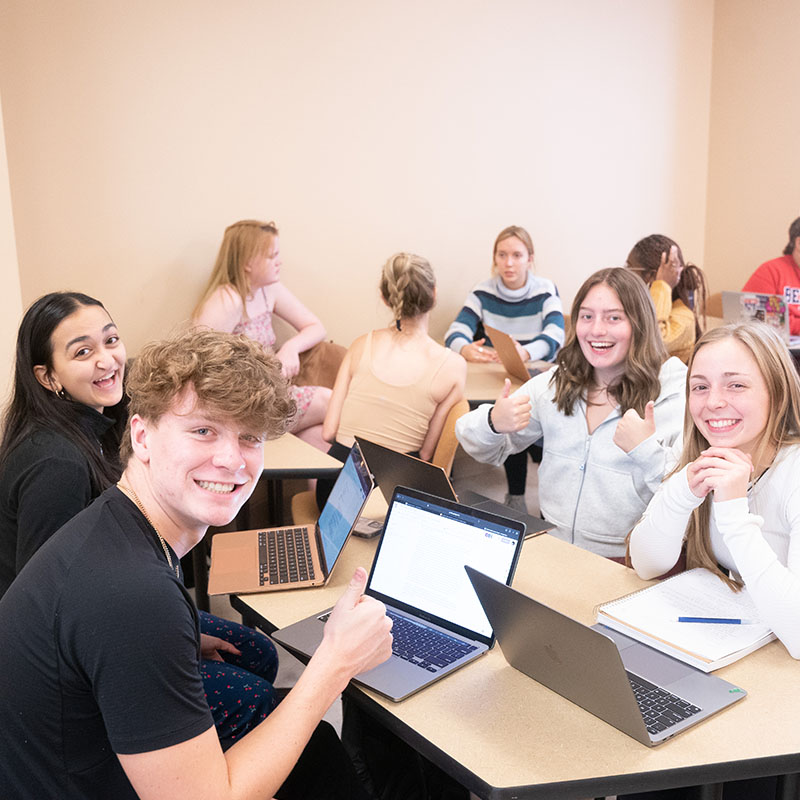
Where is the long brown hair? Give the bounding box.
[677,324,800,589]
[193,220,279,318]
[553,268,666,416]
[626,234,708,340]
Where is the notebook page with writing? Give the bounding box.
[597,568,775,671]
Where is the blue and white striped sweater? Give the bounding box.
[445,273,564,361]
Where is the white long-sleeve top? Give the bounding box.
[629,444,800,659]
[456,357,686,558]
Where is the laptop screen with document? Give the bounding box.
[367,488,523,642]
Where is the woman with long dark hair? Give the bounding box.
[0,291,281,751]
[626,233,708,363]
[0,291,127,596]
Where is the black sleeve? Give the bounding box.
[14,450,93,574]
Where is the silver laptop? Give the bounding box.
[273,487,526,701]
[466,567,747,746]
[354,436,553,538]
[721,290,793,344]
[207,442,373,594]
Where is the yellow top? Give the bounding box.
[650,279,696,363]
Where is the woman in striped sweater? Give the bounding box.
[445,225,565,512]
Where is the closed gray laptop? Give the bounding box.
[354,436,458,503]
[465,567,747,746]
[354,436,553,538]
[273,487,526,702]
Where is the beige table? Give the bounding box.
[262,432,343,478]
[259,432,342,524]
[233,533,800,799]
[465,360,552,406]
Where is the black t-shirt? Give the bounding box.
[0,488,213,799]
[0,405,120,598]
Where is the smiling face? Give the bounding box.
[688,338,770,456]
[133,387,265,536]
[244,234,281,289]
[493,235,532,291]
[575,283,633,385]
[35,304,126,412]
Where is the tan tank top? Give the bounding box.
[336,331,451,452]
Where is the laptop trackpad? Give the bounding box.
[215,546,255,573]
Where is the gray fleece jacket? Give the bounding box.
[456,357,687,558]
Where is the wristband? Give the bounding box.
[487,407,499,434]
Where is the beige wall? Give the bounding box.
[0,1,714,355]
[0,91,23,397]
[704,0,800,292]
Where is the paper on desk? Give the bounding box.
[597,568,775,669]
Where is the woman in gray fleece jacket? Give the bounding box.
[456,267,686,559]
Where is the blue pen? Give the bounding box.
[677,616,752,624]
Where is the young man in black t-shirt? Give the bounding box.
[0,329,392,800]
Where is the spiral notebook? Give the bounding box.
[596,568,775,671]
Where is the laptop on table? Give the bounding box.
[207,441,373,595]
[721,290,798,344]
[273,487,526,701]
[466,567,747,746]
[354,436,554,538]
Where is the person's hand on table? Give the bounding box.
[461,339,500,363]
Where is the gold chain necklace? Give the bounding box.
[117,482,179,579]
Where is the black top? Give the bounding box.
[0,487,213,799]
[0,404,118,598]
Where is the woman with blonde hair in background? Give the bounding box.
[445,225,564,512]
[194,220,331,450]
[318,252,466,506]
[626,233,708,364]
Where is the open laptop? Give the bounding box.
[207,442,373,595]
[483,324,544,382]
[721,290,792,343]
[273,487,526,701]
[466,567,747,746]
[354,436,554,538]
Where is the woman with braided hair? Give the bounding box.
[318,252,466,505]
[626,233,708,364]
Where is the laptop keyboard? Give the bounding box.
[627,672,702,736]
[258,528,316,585]
[387,610,477,673]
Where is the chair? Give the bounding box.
[706,291,723,319]
[430,398,470,475]
[291,487,320,525]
